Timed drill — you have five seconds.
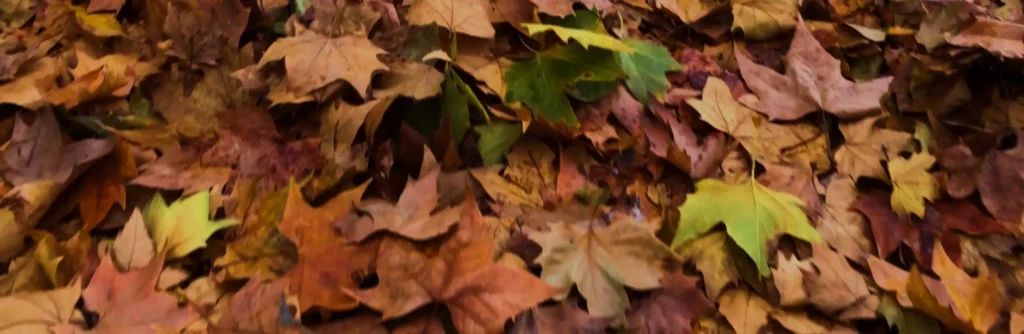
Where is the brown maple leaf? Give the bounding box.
[71,138,137,231]
[340,169,460,242]
[626,273,715,333]
[854,191,1010,269]
[211,276,305,333]
[256,30,387,97]
[940,138,1024,223]
[346,197,559,333]
[736,18,893,120]
[81,255,198,333]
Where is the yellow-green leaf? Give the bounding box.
[731,0,798,40]
[888,152,939,218]
[73,5,124,37]
[673,178,820,275]
[143,191,238,259]
[522,23,634,53]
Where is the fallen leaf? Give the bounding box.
[817,177,874,261]
[257,30,388,96]
[82,256,198,333]
[718,288,771,334]
[212,277,304,333]
[947,17,1024,59]
[673,178,821,275]
[626,272,714,333]
[732,0,798,40]
[803,243,878,319]
[737,19,893,120]
[686,77,828,167]
[772,252,811,306]
[0,281,80,333]
[856,192,1008,269]
[834,115,910,182]
[142,190,238,259]
[511,300,609,333]
[615,39,681,105]
[940,139,1024,222]
[111,209,154,271]
[407,0,495,38]
[528,219,673,317]
[281,181,368,252]
[72,138,137,231]
[375,61,444,100]
[906,244,1001,333]
[888,152,939,218]
[345,169,459,241]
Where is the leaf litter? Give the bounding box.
[3,0,1024,333]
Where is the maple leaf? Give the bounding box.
[131,145,233,194]
[834,115,911,182]
[906,244,1001,334]
[523,23,634,54]
[212,277,304,333]
[454,41,512,99]
[655,0,727,23]
[212,179,295,281]
[731,0,798,40]
[673,178,821,275]
[0,232,66,295]
[407,0,495,38]
[530,0,574,17]
[1,110,113,187]
[868,256,945,307]
[686,77,828,167]
[257,30,388,97]
[375,61,444,100]
[802,243,878,319]
[505,29,625,125]
[142,190,238,259]
[527,219,673,317]
[0,58,59,110]
[817,177,875,261]
[345,169,460,241]
[615,39,681,105]
[718,288,772,334]
[0,281,80,333]
[81,256,198,333]
[855,192,1009,269]
[280,181,368,252]
[511,300,610,333]
[111,209,155,271]
[674,231,742,300]
[736,18,893,120]
[348,197,559,333]
[626,273,715,333]
[72,138,137,231]
[947,17,1024,59]
[888,152,939,218]
[940,139,1024,222]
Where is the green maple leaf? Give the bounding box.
[672,178,820,275]
[505,44,623,126]
[616,39,681,105]
[143,191,238,259]
[476,122,522,166]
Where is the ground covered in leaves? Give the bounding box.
[4,0,1024,333]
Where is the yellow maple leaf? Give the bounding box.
[143,190,238,259]
[888,152,938,218]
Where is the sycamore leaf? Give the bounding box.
[685,77,828,167]
[348,198,558,333]
[82,256,197,332]
[626,273,715,333]
[615,39,681,105]
[0,282,80,333]
[731,0,798,40]
[906,245,1001,334]
[142,190,238,259]
[888,152,939,218]
[257,30,387,97]
[718,289,771,334]
[73,138,137,231]
[345,169,460,241]
[673,178,821,275]
[834,115,911,182]
[527,219,674,317]
[674,231,742,300]
[407,0,495,38]
[112,209,155,271]
[505,44,624,126]
[376,61,444,100]
[213,277,304,333]
[523,23,634,53]
[803,243,878,319]
[736,18,893,120]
